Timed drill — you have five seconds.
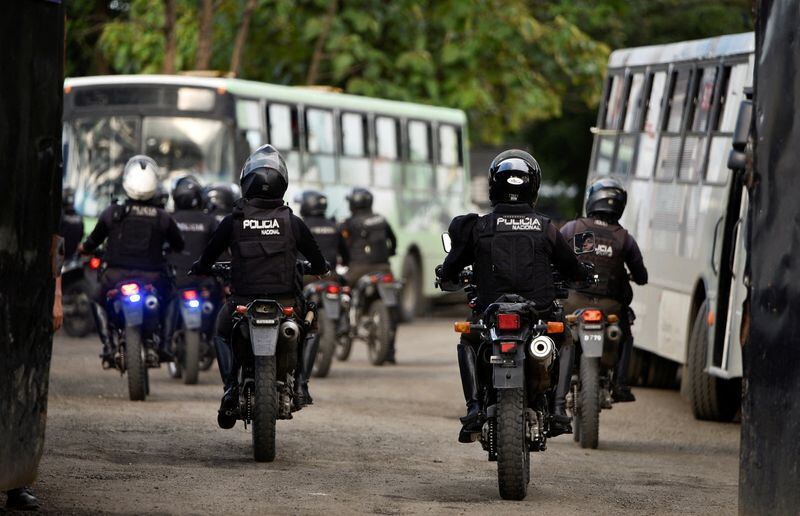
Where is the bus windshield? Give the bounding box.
[65,115,234,216]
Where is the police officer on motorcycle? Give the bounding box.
[438,149,591,441]
[560,177,648,402]
[79,155,185,366]
[60,187,84,258]
[298,190,349,273]
[203,183,239,224]
[191,145,329,427]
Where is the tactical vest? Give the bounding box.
[230,203,297,295]
[169,210,214,284]
[104,203,169,271]
[304,215,339,266]
[472,210,554,308]
[346,212,390,265]
[574,217,628,301]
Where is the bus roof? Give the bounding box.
[64,74,467,125]
[608,32,754,69]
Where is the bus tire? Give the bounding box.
[399,253,426,322]
[687,302,740,421]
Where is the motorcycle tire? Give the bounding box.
[182,330,201,385]
[366,300,392,366]
[496,387,530,500]
[125,327,147,401]
[63,280,94,338]
[252,355,278,462]
[313,317,336,378]
[579,355,601,449]
[336,334,352,362]
[572,383,581,443]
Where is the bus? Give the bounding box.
[585,32,754,421]
[62,75,471,320]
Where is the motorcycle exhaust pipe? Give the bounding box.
[607,324,623,342]
[145,295,159,311]
[202,301,214,315]
[529,336,555,367]
[280,319,301,345]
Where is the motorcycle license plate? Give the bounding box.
[121,303,144,327]
[249,322,279,356]
[580,331,604,357]
[180,306,202,330]
[322,296,341,319]
[376,283,399,307]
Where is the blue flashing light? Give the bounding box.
[187,299,200,309]
[128,294,141,303]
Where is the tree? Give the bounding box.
[162,0,178,73]
[229,0,258,77]
[195,0,215,69]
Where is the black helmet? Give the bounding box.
[172,175,203,210]
[347,187,373,212]
[239,144,288,200]
[62,187,76,210]
[203,183,238,213]
[585,177,627,220]
[488,149,542,206]
[299,190,328,217]
[153,182,169,208]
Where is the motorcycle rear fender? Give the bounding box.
[321,295,341,320]
[578,328,605,358]
[248,320,279,356]
[121,301,144,327]
[492,342,526,389]
[376,283,400,307]
[180,303,202,330]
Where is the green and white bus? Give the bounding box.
[586,33,753,420]
[62,75,470,320]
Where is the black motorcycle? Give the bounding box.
[210,262,314,462]
[302,279,346,378]
[339,270,401,366]
[61,255,99,337]
[167,285,217,385]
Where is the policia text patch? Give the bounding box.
[495,216,542,232]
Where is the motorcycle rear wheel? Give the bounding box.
[252,356,278,462]
[313,317,336,378]
[182,330,200,385]
[125,327,147,401]
[579,355,600,449]
[366,300,392,366]
[496,387,530,500]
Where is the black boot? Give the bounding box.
[293,334,311,409]
[91,302,114,367]
[551,343,574,437]
[214,336,238,429]
[158,299,178,362]
[5,487,39,511]
[457,344,482,442]
[612,335,636,402]
[300,333,319,405]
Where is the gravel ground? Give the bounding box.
[27,317,739,514]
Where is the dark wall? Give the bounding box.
[741,1,800,512]
[0,1,65,490]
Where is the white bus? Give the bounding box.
[62,75,471,320]
[585,33,753,420]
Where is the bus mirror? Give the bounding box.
[727,149,747,171]
[573,232,596,255]
[441,233,452,254]
[732,99,752,152]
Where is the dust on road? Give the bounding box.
[33,318,739,514]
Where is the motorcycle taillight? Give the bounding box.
[326,284,340,295]
[182,290,198,300]
[382,273,394,283]
[497,313,520,330]
[120,283,139,297]
[89,257,101,270]
[582,309,603,323]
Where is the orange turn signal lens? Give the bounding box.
[282,306,295,316]
[565,314,578,324]
[547,321,565,334]
[607,314,619,324]
[707,310,715,327]
[235,305,247,314]
[454,321,471,334]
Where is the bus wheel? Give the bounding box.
[400,254,426,322]
[687,302,740,421]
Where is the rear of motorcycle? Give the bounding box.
[456,307,561,501]
[304,280,344,377]
[61,256,98,337]
[233,299,303,462]
[349,272,402,366]
[167,288,207,385]
[108,281,162,401]
[566,308,623,449]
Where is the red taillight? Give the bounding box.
[89,257,101,270]
[582,309,603,323]
[326,284,340,295]
[120,283,139,296]
[235,305,247,314]
[497,313,520,330]
[282,306,295,316]
[500,342,517,353]
[370,275,379,284]
[382,273,394,283]
[182,290,198,301]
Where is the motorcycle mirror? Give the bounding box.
[573,231,596,255]
[441,232,452,254]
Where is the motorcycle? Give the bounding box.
[104,277,168,401]
[302,279,347,378]
[210,262,314,462]
[338,269,402,366]
[61,255,100,337]
[564,231,623,449]
[167,285,217,385]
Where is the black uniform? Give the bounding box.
[340,209,397,284]
[169,209,218,288]
[303,214,349,268]
[60,208,84,259]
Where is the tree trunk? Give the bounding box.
[305,0,338,85]
[162,0,178,74]
[229,0,258,77]
[195,0,215,70]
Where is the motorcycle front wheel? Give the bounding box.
[252,356,278,462]
[125,327,147,401]
[496,387,530,500]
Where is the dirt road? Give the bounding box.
[32,318,739,514]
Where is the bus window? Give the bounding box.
[340,112,370,186]
[634,71,666,179]
[616,72,645,175]
[656,69,692,180]
[679,67,717,182]
[705,63,748,184]
[236,99,262,151]
[718,64,749,132]
[664,69,690,132]
[267,103,299,150]
[438,124,461,166]
[623,73,645,132]
[305,108,336,184]
[375,116,399,160]
[603,74,625,129]
[407,120,432,163]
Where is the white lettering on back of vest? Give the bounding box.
[178,222,205,232]
[496,216,542,232]
[130,205,157,217]
[243,218,282,236]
